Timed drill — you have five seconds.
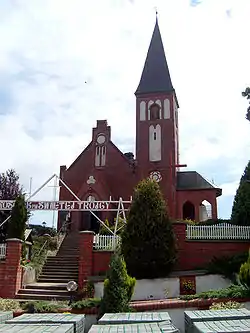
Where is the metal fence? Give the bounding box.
[93,234,121,251]
[0,243,6,259]
[186,224,250,240]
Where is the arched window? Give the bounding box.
[150,103,160,120]
[183,201,195,221]
[199,200,212,221]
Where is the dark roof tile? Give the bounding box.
[135,19,174,95]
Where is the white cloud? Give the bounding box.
[0,0,250,224]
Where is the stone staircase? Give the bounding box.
[16,232,80,301]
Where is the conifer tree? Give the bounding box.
[231,161,250,225]
[99,253,136,317]
[121,178,177,279]
[7,195,28,240]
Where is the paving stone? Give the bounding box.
[0,323,74,333]
[98,312,171,325]
[0,311,13,323]
[6,313,85,333]
[193,319,250,333]
[90,322,179,333]
[185,308,250,333]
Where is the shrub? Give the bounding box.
[180,284,250,300]
[121,178,177,279]
[7,195,28,240]
[0,298,21,311]
[239,252,250,288]
[206,252,249,282]
[71,298,101,309]
[210,301,242,310]
[21,301,67,313]
[99,253,136,318]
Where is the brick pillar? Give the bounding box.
[78,231,94,289]
[2,238,23,298]
[173,223,187,270]
[211,197,218,220]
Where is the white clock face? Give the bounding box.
[97,135,106,144]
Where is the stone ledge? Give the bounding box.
[69,297,250,315]
[79,231,95,235]
[6,238,23,243]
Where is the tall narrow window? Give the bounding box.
[95,146,100,166]
[101,146,106,166]
[149,124,161,161]
[140,101,146,121]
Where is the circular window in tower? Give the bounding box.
[149,171,162,183]
[97,134,106,145]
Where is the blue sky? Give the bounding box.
[0,0,250,226]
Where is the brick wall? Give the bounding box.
[78,225,250,282]
[173,223,250,270]
[92,251,112,276]
[0,239,23,298]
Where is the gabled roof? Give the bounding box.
[177,171,222,197]
[135,18,175,96]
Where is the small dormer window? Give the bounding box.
[150,104,160,120]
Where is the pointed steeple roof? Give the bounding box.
[135,18,175,96]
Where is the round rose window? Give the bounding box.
[149,171,162,182]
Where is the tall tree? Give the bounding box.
[7,195,28,240]
[242,87,250,121]
[0,169,24,241]
[121,178,177,279]
[231,161,250,225]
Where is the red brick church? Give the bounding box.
[58,18,222,232]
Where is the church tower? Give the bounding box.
[135,17,180,217]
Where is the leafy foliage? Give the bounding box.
[71,298,101,309]
[231,161,250,225]
[210,301,242,310]
[30,235,58,278]
[239,252,250,288]
[99,218,125,235]
[99,253,136,318]
[7,195,28,240]
[21,300,67,313]
[121,179,177,279]
[242,87,250,121]
[206,252,249,282]
[180,284,250,300]
[0,169,25,242]
[0,298,21,311]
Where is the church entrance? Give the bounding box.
[79,211,101,233]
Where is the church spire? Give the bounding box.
[135,18,174,96]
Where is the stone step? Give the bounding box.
[18,288,69,296]
[26,283,67,290]
[45,259,78,264]
[46,257,79,261]
[42,268,78,273]
[39,275,78,280]
[39,272,78,277]
[38,278,76,283]
[16,293,69,301]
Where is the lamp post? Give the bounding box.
[66,280,78,306]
